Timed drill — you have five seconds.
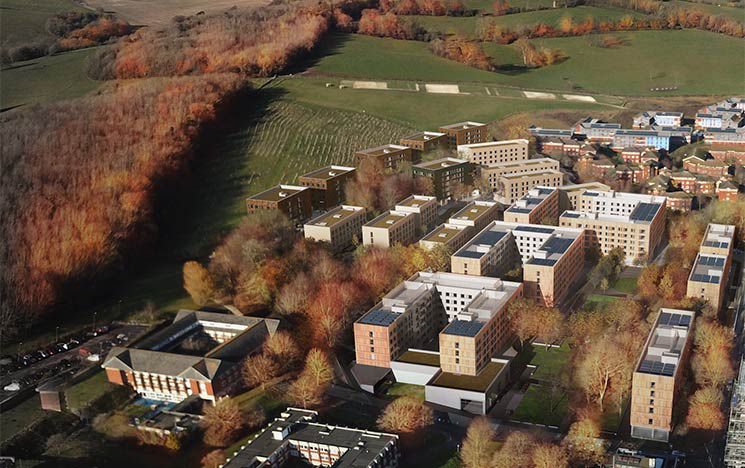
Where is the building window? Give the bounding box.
[650,382,655,388]
[649,407,654,414]
[648,418,653,425]
[650,390,655,397]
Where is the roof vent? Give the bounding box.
[386,220,395,225]
[278,192,287,198]
[383,149,391,154]
[329,171,337,177]
[333,214,342,219]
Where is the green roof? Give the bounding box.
[430,361,505,392]
[366,211,410,229]
[307,206,363,227]
[396,351,440,367]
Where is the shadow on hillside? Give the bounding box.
[493,63,530,76]
[283,32,352,75]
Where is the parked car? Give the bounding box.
[3,382,20,392]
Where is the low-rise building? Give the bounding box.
[710,148,745,165]
[303,205,366,252]
[687,223,735,312]
[399,131,447,154]
[447,200,501,234]
[298,165,356,210]
[480,157,561,194]
[419,223,473,252]
[246,185,313,226]
[573,117,621,142]
[102,310,279,403]
[451,221,584,308]
[704,128,745,146]
[355,144,414,169]
[665,191,694,212]
[718,179,741,202]
[223,408,399,468]
[630,309,694,442]
[633,111,683,129]
[528,127,572,139]
[503,186,559,225]
[439,121,488,148]
[362,210,419,248]
[559,191,667,264]
[669,170,697,193]
[683,155,730,178]
[557,182,611,212]
[457,139,529,166]
[412,158,472,201]
[395,194,438,231]
[613,129,672,151]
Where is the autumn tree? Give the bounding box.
[183,261,215,306]
[288,373,325,409]
[575,336,636,411]
[565,412,605,465]
[533,443,569,468]
[490,431,534,468]
[201,450,226,468]
[201,398,244,447]
[507,298,564,347]
[492,0,510,15]
[305,348,334,386]
[377,396,434,434]
[243,354,280,390]
[686,386,726,431]
[276,272,314,315]
[263,331,301,372]
[460,417,496,468]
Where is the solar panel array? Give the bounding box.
[639,360,676,376]
[507,208,531,214]
[658,312,692,328]
[443,320,484,337]
[690,273,721,284]
[630,202,661,222]
[514,225,555,235]
[536,188,555,195]
[527,258,557,267]
[562,212,581,218]
[358,309,399,326]
[703,240,729,249]
[698,256,725,268]
[543,236,575,255]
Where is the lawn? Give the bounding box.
[512,383,568,426]
[0,0,86,47]
[585,293,619,308]
[611,276,638,295]
[65,371,117,413]
[667,0,745,22]
[1,47,102,109]
[385,382,426,400]
[312,31,745,96]
[0,396,48,444]
[406,6,645,38]
[530,342,570,382]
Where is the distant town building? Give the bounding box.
[528,126,572,139]
[710,148,745,165]
[633,111,683,129]
[412,158,472,201]
[559,191,667,264]
[683,155,730,178]
[222,408,399,468]
[686,223,735,312]
[718,180,741,202]
[665,191,694,212]
[438,121,488,148]
[703,128,745,146]
[503,186,559,225]
[102,310,279,403]
[303,205,366,252]
[451,221,584,308]
[399,131,447,155]
[630,309,694,442]
[456,139,529,166]
[573,117,621,142]
[613,129,672,151]
[355,144,414,170]
[246,185,313,226]
[298,165,356,211]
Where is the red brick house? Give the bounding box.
[710,149,745,165]
[683,156,730,178]
[670,171,697,193]
[717,180,740,201]
[665,191,694,212]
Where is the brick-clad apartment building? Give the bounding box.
[630,309,694,442]
[412,157,472,201]
[355,144,414,169]
[298,165,356,210]
[503,186,559,225]
[439,121,488,148]
[246,184,313,226]
[102,310,279,403]
[223,408,399,468]
[399,131,447,154]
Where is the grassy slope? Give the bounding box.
[667,0,745,22]
[313,31,745,96]
[406,6,644,38]
[1,48,101,109]
[0,0,86,46]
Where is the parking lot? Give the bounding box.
[0,324,148,403]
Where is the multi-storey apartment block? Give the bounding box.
[612,129,677,151]
[557,182,611,212]
[703,128,745,146]
[448,200,501,233]
[298,165,356,210]
[223,408,399,468]
[412,158,472,201]
[395,194,438,231]
[362,210,419,248]
[419,223,473,252]
[353,272,523,414]
[438,121,488,148]
[399,131,447,155]
[303,205,366,252]
[456,139,529,166]
[573,117,621,142]
[687,223,735,312]
[630,309,694,442]
[725,357,745,468]
[559,191,667,264]
[102,310,279,403]
[451,221,584,308]
[682,155,729,178]
[355,144,414,169]
[246,185,313,226]
[504,186,559,224]
[497,168,564,205]
[633,111,683,129]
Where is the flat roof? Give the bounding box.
[358,308,400,327]
[636,309,694,377]
[505,186,556,214]
[421,224,469,244]
[299,165,355,180]
[452,228,509,260]
[401,131,445,142]
[395,350,440,367]
[396,194,436,209]
[365,210,412,229]
[484,157,556,170]
[689,254,728,285]
[414,158,468,170]
[247,184,308,202]
[501,169,563,180]
[457,138,528,149]
[442,320,484,337]
[356,144,409,156]
[429,360,505,392]
[306,205,363,228]
[440,121,485,130]
[702,223,736,250]
[450,201,496,222]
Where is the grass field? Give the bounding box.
[1,48,102,109]
[610,276,638,295]
[65,371,116,413]
[530,342,570,381]
[462,0,559,12]
[585,293,619,308]
[1,396,48,444]
[385,382,426,400]
[512,383,568,426]
[312,31,744,96]
[668,0,745,22]
[406,6,644,38]
[0,0,86,47]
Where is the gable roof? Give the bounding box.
[102,347,231,381]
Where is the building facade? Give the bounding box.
[686,223,735,312]
[246,185,313,226]
[412,158,472,201]
[725,357,745,468]
[457,139,529,166]
[399,131,447,153]
[439,122,488,148]
[298,165,356,210]
[355,144,414,169]
[503,186,559,225]
[363,210,420,248]
[303,205,366,252]
[497,169,565,205]
[630,309,694,442]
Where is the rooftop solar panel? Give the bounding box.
[630,202,661,222]
[562,212,581,218]
[527,258,557,266]
[639,359,678,376]
[699,256,725,267]
[473,230,507,246]
[543,236,574,254]
[507,208,531,214]
[358,309,399,326]
[514,226,555,235]
[456,250,485,259]
[443,320,484,337]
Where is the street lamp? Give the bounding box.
[93,312,98,332]
[55,326,59,343]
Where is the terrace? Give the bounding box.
[421,224,469,244]
[450,202,495,222]
[396,350,440,367]
[414,157,467,171]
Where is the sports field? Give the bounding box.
[312,31,745,96]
